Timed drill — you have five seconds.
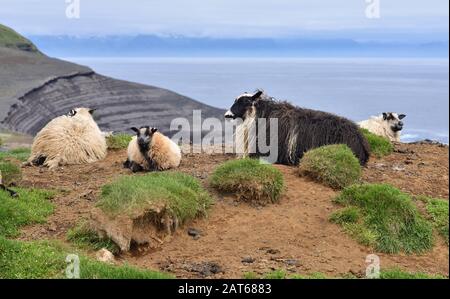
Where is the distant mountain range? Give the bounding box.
[29,35,449,58]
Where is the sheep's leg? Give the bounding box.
[145,157,159,172]
[123,159,131,169]
[46,158,60,170]
[130,161,143,173]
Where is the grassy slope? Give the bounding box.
[0,24,39,53]
[0,188,54,237]
[419,197,449,245]
[0,237,172,279]
[332,184,434,254]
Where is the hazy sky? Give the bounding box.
[0,0,448,38]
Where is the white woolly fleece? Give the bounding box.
[28,108,107,169]
[358,114,401,142]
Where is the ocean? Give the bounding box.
[66,57,449,143]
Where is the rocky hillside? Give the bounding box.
[0,24,224,135]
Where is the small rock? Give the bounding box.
[266,248,280,255]
[96,248,115,263]
[241,256,255,263]
[187,228,201,238]
[285,259,299,266]
[48,223,57,232]
[392,166,405,171]
[404,160,413,165]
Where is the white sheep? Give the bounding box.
[124,126,181,172]
[358,112,406,142]
[27,108,107,169]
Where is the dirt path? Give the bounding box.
[17,143,449,278]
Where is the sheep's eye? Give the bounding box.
[68,109,77,117]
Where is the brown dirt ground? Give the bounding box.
[16,142,449,278]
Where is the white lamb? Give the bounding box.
[358,112,406,142]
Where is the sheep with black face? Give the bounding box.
[358,112,406,142]
[124,126,181,172]
[225,90,370,166]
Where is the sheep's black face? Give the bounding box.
[131,126,158,152]
[225,90,263,120]
[383,112,406,132]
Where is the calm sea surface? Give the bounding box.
[67,57,449,143]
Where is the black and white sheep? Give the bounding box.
[358,112,406,142]
[224,90,370,165]
[124,126,181,172]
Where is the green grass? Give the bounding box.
[67,222,120,254]
[0,188,54,237]
[97,172,212,223]
[0,147,31,162]
[0,137,3,147]
[298,144,361,189]
[360,128,394,158]
[106,133,132,150]
[245,269,446,279]
[333,184,434,254]
[210,158,284,204]
[0,160,22,186]
[418,197,449,245]
[0,24,39,52]
[263,269,288,279]
[0,237,173,279]
[380,268,446,279]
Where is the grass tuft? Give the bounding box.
[97,172,212,223]
[298,144,361,189]
[106,133,132,150]
[0,188,54,237]
[0,160,22,186]
[210,158,284,204]
[418,197,449,245]
[380,268,446,279]
[67,222,120,254]
[333,184,434,254]
[360,128,394,158]
[0,147,31,162]
[0,237,172,279]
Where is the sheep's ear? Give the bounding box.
[382,113,388,120]
[151,127,158,134]
[251,90,263,101]
[130,127,139,134]
[89,109,96,115]
[398,114,406,120]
